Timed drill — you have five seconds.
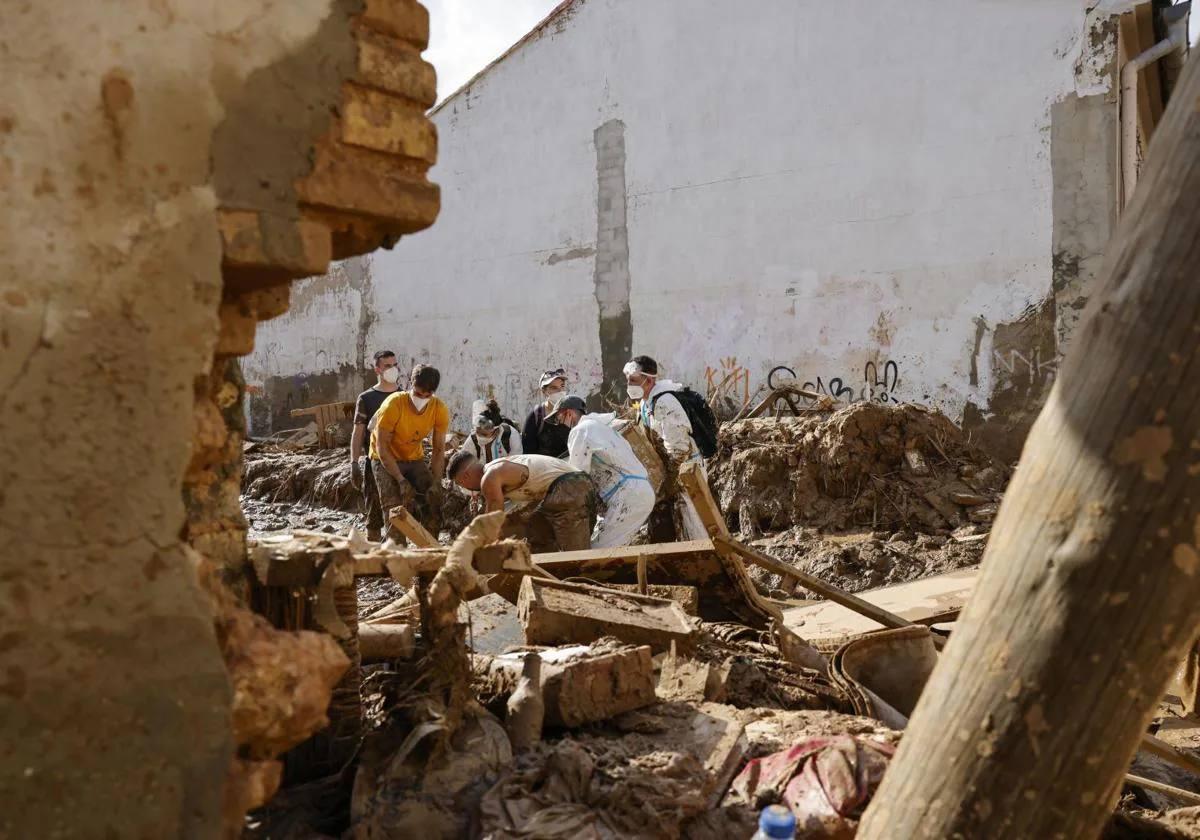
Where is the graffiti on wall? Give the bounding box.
[705,356,752,408]
[991,348,1058,383]
[770,359,902,405]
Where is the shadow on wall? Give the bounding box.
[249,364,368,437]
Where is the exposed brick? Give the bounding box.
[359,0,430,50]
[341,84,437,163]
[298,135,440,225]
[218,209,331,278]
[355,29,437,107]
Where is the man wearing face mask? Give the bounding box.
[370,364,450,542]
[460,399,522,464]
[521,368,571,458]
[625,355,710,540]
[549,395,655,548]
[351,350,401,541]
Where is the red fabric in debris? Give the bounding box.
[730,735,894,837]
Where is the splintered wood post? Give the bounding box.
[636,554,648,595]
[678,461,729,539]
[388,506,439,547]
[859,55,1200,840]
[681,460,843,622]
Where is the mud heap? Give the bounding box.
[710,402,1009,536]
[242,444,473,537]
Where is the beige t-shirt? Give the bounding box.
[491,454,577,502]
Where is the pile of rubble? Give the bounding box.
[709,402,1008,536]
[242,443,474,538]
[243,445,357,511]
[243,516,1200,839]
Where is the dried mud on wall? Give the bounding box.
[0,3,239,833]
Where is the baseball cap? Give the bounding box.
[546,394,587,420]
[539,368,567,388]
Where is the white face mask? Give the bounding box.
[626,384,644,400]
[381,367,400,384]
[410,394,430,411]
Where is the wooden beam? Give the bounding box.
[388,506,438,547]
[712,534,944,649]
[1141,732,1200,777]
[1125,773,1200,807]
[677,461,729,539]
[531,539,714,571]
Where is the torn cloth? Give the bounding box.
[727,735,894,839]
[479,737,708,839]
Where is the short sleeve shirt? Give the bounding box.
[369,392,451,461]
[353,387,396,432]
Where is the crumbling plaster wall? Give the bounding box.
[0,1,390,835]
[247,0,1119,461]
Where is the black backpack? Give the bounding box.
[649,388,719,457]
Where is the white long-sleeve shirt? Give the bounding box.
[638,379,697,465]
[566,413,648,499]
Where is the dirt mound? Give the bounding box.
[748,527,984,597]
[243,447,358,511]
[709,402,1008,535]
[242,446,474,540]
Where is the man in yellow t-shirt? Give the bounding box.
[369,364,450,540]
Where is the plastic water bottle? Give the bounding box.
[752,804,796,839]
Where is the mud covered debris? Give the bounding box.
[709,402,1009,536]
[748,526,985,596]
[242,444,474,538]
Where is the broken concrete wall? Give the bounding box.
[1,3,246,834]
[246,0,1120,461]
[1,0,440,835]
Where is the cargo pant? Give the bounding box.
[528,472,598,553]
[360,456,384,534]
[371,458,434,542]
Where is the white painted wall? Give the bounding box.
[247,0,1115,434]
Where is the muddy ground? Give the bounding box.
[243,404,1200,839]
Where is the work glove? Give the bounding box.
[350,458,363,491]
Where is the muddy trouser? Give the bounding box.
[677,457,709,540]
[533,472,598,552]
[593,475,656,549]
[360,456,384,532]
[371,458,434,541]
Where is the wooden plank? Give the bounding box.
[1125,773,1200,806]
[1141,732,1200,778]
[675,464,784,626]
[783,566,979,645]
[713,535,934,639]
[388,506,438,547]
[534,539,715,566]
[678,461,729,538]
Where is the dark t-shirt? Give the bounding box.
[521,402,571,458]
[354,387,397,431]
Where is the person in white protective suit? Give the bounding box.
[548,395,656,549]
[624,355,708,540]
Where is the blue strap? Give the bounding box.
[600,472,651,502]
